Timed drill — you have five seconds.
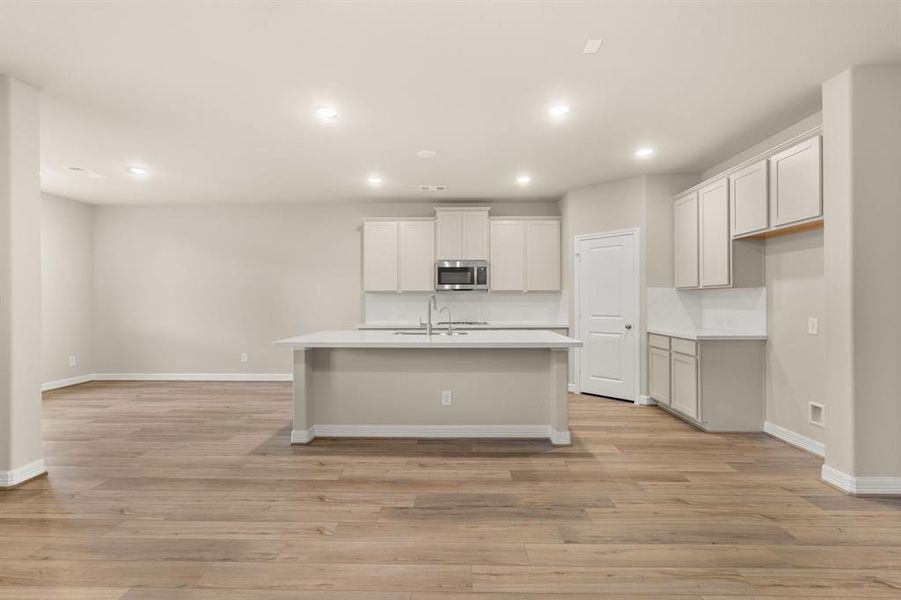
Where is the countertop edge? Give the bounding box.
[647,327,767,341]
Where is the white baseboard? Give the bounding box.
[636,394,655,406]
[93,372,292,382]
[42,374,93,391]
[764,421,825,457]
[821,464,901,496]
[567,383,577,393]
[292,424,571,445]
[0,459,46,488]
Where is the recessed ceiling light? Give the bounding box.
[128,166,150,175]
[583,39,604,54]
[417,150,437,159]
[515,175,532,186]
[548,104,571,119]
[315,105,338,120]
[635,147,655,158]
[367,175,384,186]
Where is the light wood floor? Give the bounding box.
[1,382,900,598]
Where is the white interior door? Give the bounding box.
[577,231,638,401]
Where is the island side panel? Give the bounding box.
[306,347,565,441]
[549,348,571,445]
[291,348,315,443]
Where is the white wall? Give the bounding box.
[41,194,94,384]
[89,200,558,375]
[764,230,825,444]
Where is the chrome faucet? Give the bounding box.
[424,294,452,335]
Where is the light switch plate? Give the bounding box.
[807,318,819,335]
[68,355,76,367]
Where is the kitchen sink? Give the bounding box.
[393,331,468,336]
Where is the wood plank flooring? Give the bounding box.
[1,381,900,598]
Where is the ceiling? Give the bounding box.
[1,1,899,205]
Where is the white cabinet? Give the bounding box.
[674,192,699,289]
[489,218,561,292]
[670,351,699,420]
[730,159,768,237]
[769,136,822,227]
[362,221,398,292]
[648,347,671,406]
[489,220,525,291]
[525,220,561,291]
[435,207,489,260]
[698,178,731,288]
[647,333,765,432]
[362,219,434,292]
[399,221,435,292]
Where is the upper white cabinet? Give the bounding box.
[362,221,398,292]
[525,220,561,291]
[698,178,731,288]
[489,218,561,292]
[435,207,489,260]
[730,159,769,236]
[399,221,436,292]
[769,136,822,228]
[362,219,434,292]
[489,220,525,291]
[674,192,699,289]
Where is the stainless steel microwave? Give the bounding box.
[435,260,488,291]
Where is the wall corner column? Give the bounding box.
[0,74,45,487]
[821,65,901,495]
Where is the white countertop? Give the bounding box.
[356,321,569,330]
[648,327,767,341]
[275,329,582,349]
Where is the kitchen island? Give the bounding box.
[274,330,582,445]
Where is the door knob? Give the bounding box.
[624,324,633,330]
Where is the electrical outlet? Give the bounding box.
[240,352,248,363]
[68,355,76,367]
[807,318,819,335]
[441,390,452,406]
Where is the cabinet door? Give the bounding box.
[769,136,822,227]
[461,210,489,260]
[362,221,398,292]
[525,220,561,291]
[670,352,698,419]
[730,159,768,236]
[399,221,435,292]
[649,346,671,405]
[489,220,525,291]
[435,210,462,259]
[674,192,699,289]
[698,178,731,288]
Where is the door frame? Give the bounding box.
[573,228,641,402]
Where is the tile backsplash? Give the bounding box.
[364,291,566,325]
[647,286,766,333]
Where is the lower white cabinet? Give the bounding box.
[648,347,671,406]
[362,219,434,292]
[670,351,699,419]
[647,333,764,432]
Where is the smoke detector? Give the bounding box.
[419,185,446,192]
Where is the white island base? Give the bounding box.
[274,330,581,445]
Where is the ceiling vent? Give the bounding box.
[419,185,446,192]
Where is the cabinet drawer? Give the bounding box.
[671,337,697,356]
[648,333,670,350]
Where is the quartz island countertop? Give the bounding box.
[274,329,582,349]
